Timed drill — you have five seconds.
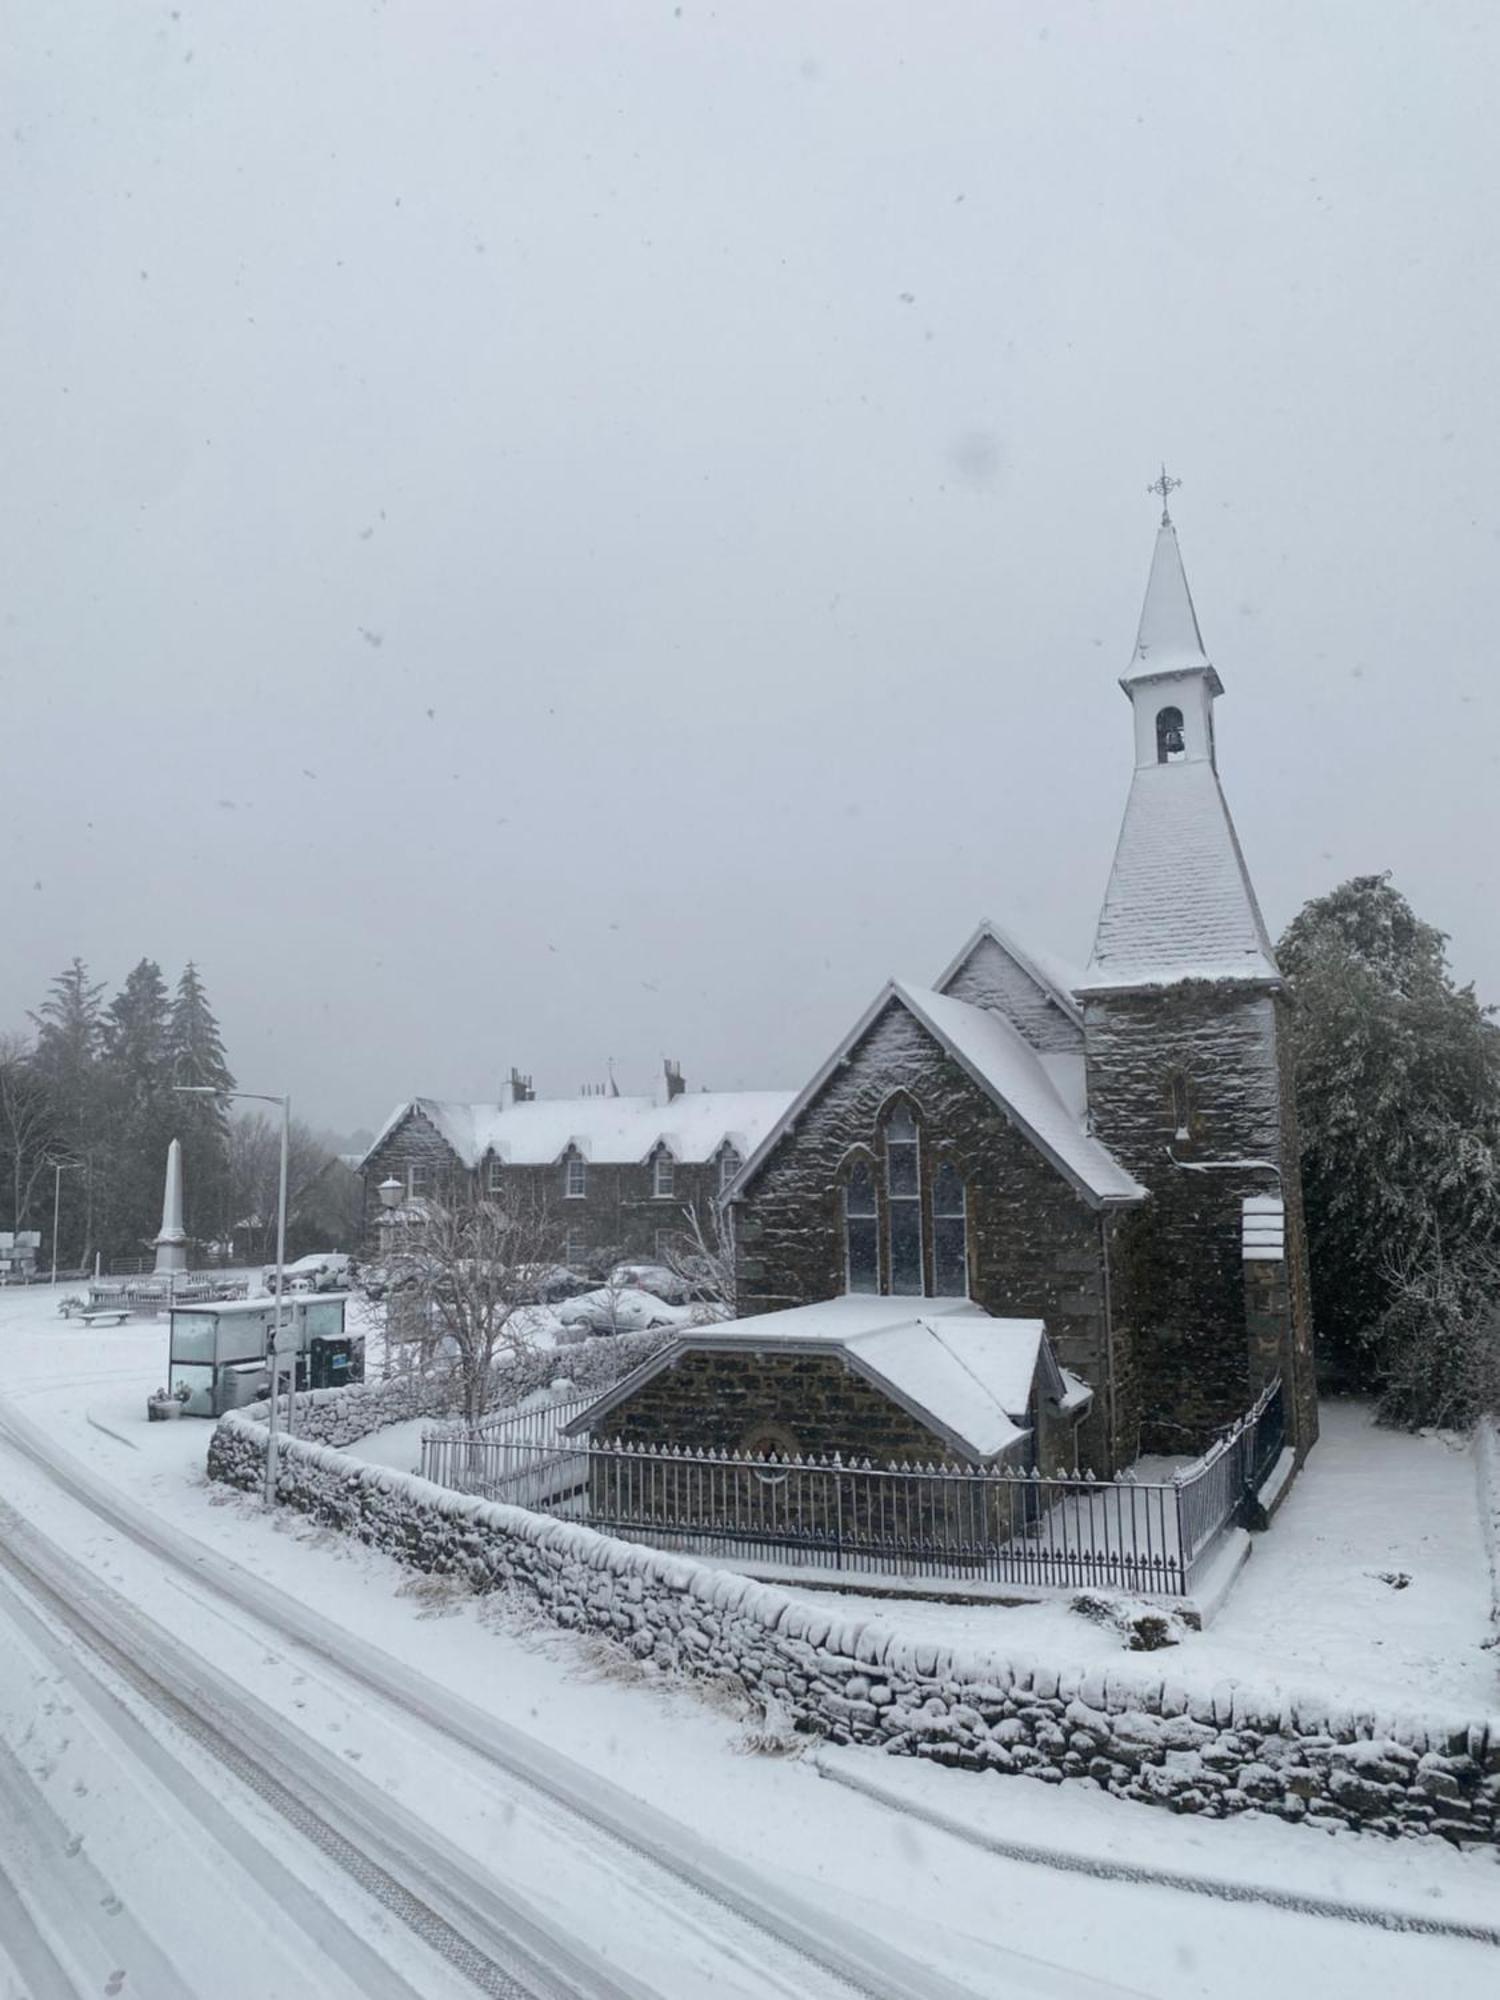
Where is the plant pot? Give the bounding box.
[147,1398,183,1422]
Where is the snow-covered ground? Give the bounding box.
[768,1401,1498,1716]
[1,1279,1497,1999]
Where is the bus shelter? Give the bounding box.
[165,1294,362,1418]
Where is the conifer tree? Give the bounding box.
[29,960,106,1265]
[1280,875,1500,1422]
[167,963,235,1246]
[99,960,175,1256]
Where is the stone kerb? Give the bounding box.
[207,1412,1500,1847]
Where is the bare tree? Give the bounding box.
[225,1109,336,1261]
[0,1034,55,1233]
[391,1186,560,1426]
[656,1197,737,1323]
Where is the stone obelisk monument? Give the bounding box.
[153,1137,189,1275]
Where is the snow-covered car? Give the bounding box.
[263,1252,353,1294]
[555,1285,685,1336]
[606,1262,691,1306]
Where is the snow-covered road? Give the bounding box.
[0,1403,1005,2000]
[1,1284,1497,2000]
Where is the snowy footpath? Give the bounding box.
[0,1281,1497,2000]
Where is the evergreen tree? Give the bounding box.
[167,963,235,1247]
[1280,875,1500,1422]
[30,959,106,1264]
[99,960,175,1257]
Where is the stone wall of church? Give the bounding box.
[940,933,1083,1053]
[595,1346,1074,1473]
[733,1002,1123,1472]
[1084,982,1315,1455]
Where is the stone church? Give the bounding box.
[701,502,1319,1478]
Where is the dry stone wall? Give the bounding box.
[293,1324,678,1449]
[208,1406,1500,1848]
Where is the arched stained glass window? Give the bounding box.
[932,1161,968,1296]
[885,1104,923,1296]
[844,1159,878,1293]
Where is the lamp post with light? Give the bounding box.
[176,1084,290,1506]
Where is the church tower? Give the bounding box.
[1078,483,1317,1461]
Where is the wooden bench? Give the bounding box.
[79,1309,131,1328]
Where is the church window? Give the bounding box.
[932,1161,968,1296]
[844,1159,878,1293]
[1155,706,1186,763]
[1169,1072,1191,1140]
[885,1103,923,1295]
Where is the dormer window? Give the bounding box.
[718,1145,742,1194]
[1156,705,1186,763]
[563,1150,587,1199]
[653,1150,676,1199]
[486,1157,505,1193]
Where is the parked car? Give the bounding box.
[606,1262,691,1306]
[263,1251,353,1294]
[556,1285,685,1336]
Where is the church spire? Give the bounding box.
[1122,475,1215,689]
[1077,488,1279,994]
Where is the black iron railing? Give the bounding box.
[420,1378,1286,1599]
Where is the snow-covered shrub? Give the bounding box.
[1069,1592,1188,1651]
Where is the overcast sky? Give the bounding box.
[4,2,1497,1136]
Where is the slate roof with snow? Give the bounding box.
[1119,517,1223,691]
[727,980,1144,1209]
[363,1090,796,1171]
[566,1295,1085,1463]
[1077,761,1281,993]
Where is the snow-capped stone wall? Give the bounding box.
[272,1323,680,1449]
[208,1413,1500,1847]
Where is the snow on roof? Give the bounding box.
[1119,518,1222,691]
[362,1090,795,1171]
[569,1295,1064,1462]
[933,920,1084,1032]
[725,982,1142,1211]
[1078,761,1281,993]
[891,983,1145,1204]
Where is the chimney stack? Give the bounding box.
[508,1067,534,1104]
[664,1059,685,1101]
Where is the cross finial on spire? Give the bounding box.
[1147,464,1181,526]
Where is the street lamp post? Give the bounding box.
[49,1159,79,1287]
[176,1084,291,1507]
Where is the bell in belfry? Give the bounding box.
[1161,718,1185,756]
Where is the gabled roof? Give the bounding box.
[934,919,1084,1033]
[361,1090,795,1173]
[725,981,1144,1209]
[1077,761,1281,994]
[1120,518,1223,693]
[565,1295,1085,1464]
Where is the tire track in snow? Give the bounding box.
[0,1399,1121,2000]
[0,1511,647,2000]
